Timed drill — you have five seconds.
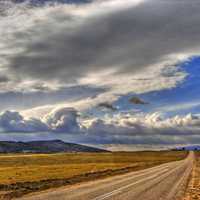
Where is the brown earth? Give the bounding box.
[183,152,200,200]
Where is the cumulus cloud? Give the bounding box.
[81,112,200,145]
[44,107,81,132]
[0,110,48,132]
[0,107,81,133]
[1,107,200,147]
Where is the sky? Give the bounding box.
[1,0,200,150]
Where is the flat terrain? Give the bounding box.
[0,151,187,199]
[19,152,193,200]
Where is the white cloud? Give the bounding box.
[0,107,81,133]
[44,107,81,133]
[0,110,48,132]
[2,107,200,148]
[0,0,197,114]
[82,112,200,145]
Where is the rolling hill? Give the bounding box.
[0,140,107,153]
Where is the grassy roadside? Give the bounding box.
[0,151,187,199]
[183,152,200,200]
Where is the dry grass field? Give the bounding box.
[0,151,187,199]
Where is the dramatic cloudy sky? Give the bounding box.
[1,0,200,150]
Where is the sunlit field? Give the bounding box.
[0,151,187,199]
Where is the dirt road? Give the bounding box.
[18,152,194,200]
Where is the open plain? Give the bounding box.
[0,151,188,199]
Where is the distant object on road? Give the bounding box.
[0,140,108,153]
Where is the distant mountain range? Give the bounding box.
[0,140,108,153]
[173,145,200,151]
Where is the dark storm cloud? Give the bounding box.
[0,76,9,83]
[5,0,200,83]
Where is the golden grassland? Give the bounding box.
[0,151,187,199]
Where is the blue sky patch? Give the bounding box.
[114,57,200,117]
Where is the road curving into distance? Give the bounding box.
[19,152,194,200]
